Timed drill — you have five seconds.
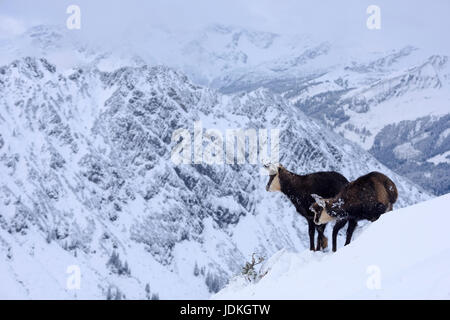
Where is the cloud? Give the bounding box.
[0,0,449,53]
[0,15,26,38]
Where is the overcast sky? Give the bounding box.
[1,0,449,52]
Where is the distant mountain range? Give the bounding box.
[4,24,446,194]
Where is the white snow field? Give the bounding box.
[214,193,450,300]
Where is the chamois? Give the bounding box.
[264,163,349,251]
[312,171,398,252]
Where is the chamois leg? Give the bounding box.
[344,219,357,246]
[315,224,327,251]
[307,220,316,251]
[332,219,347,252]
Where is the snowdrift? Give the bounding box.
[213,194,450,299]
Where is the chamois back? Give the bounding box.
[340,171,397,210]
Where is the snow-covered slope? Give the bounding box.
[214,194,450,300]
[0,56,429,299]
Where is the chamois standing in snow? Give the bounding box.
[264,163,349,251]
[312,171,398,252]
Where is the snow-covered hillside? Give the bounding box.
[214,194,450,300]
[0,55,429,299]
[0,22,444,299]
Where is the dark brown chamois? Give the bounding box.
[312,171,398,252]
[264,163,349,251]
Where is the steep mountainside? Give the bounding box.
[371,115,450,195]
[0,57,429,299]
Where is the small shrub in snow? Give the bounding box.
[107,251,131,276]
[205,271,224,293]
[106,285,124,300]
[151,293,159,300]
[145,283,151,300]
[144,283,158,300]
[193,262,200,277]
[241,253,267,283]
[6,247,13,260]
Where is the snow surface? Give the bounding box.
[338,88,450,150]
[427,150,450,165]
[213,194,450,299]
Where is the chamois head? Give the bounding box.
[310,194,336,225]
[263,163,283,192]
